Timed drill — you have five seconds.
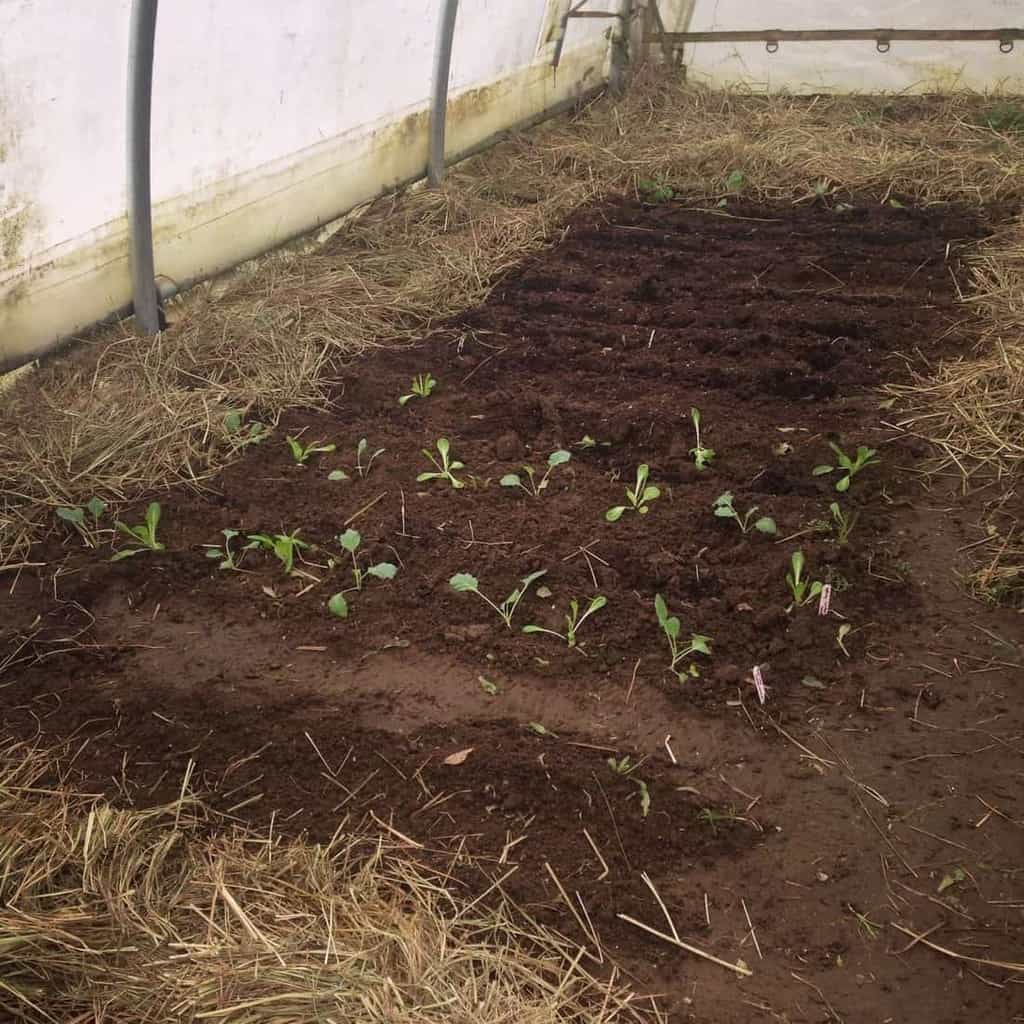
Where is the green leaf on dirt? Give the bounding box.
[633,777,651,818]
[328,470,349,481]
[801,675,827,690]
[327,593,349,619]
[937,867,965,894]
[478,676,500,696]
[527,722,556,737]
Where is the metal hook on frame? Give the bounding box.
[765,39,779,53]
[1000,38,1014,53]
[876,38,891,53]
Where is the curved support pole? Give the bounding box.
[428,0,459,187]
[126,0,162,334]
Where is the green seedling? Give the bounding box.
[355,438,385,479]
[716,169,745,206]
[606,464,660,521]
[245,530,308,575]
[639,178,674,203]
[501,449,571,498]
[829,502,858,545]
[224,410,270,447]
[654,594,712,681]
[56,496,107,547]
[527,721,557,737]
[328,469,350,482]
[286,435,336,465]
[848,905,882,941]
[398,373,437,406]
[111,503,165,561]
[449,569,546,630]
[523,595,607,648]
[785,550,823,607]
[697,806,744,833]
[689,408,715,470]
[573,434,610,450]
[607,755,637,775]
[813,442,880,492]
[713,492,776,535]
[203,528,245,570]
[836,623,853,657]
[334,528,398,592]
[633,778,651,818]
[418,438,465,489]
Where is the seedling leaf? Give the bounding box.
[450,573,479,593]
[366,562,397,580]
[327,593,349,618]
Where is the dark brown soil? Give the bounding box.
[3,196,1023,1023]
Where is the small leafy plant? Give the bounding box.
[203,528,245,570]
[523,595,607,648]
[224,410,270,447]
[713,492,776,535]
[56,497,107,547]
[286,436,336,465]
[355,438,385,479]
[245,530,308,575]
[689,407,715,470]
[327,528,399,619]
[449,570,546,630]
[813,442,880,492]
[573,434,610,450]
[501,449,571,498]
[398,373,437,406]
[639,178,674,203]
[607,754,637,775]
[829,501,858,545]
[654,594,712,681]
[606,464,660,521]
[418,438,465,489]
[112,503,165,560]
[785,550,823,607]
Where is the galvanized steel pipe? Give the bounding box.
[126,0,162,335]
[428,0,459,186]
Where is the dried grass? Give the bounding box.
[3,77,1024,574]
[0,739,650,1024]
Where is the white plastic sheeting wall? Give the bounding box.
[0,0,620,368]
[681,1,1024,92]
[1,0,1022,368]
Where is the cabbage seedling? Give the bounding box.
[418,438,465,489]
[654,594,712,681]
[829,501,858,545]
[607,755,637,775]
[286,436,336,465]
[813,442,880,492]
[573,434,610,450]
[203,528,246,570]
[245,530,308,575]
[398,373,437,406]
[786,550,823,607]
[111,503,165,561]
[523,595,607,647]
[326,528,398,619]
[224,410,270,447]
[449,569,546,629]
[713,492,776,535]
[606,464,660,521]
[689,407,715,470]
[501,449,571,498]
[355,438,386,479]
[56,496,107,548]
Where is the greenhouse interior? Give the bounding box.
[2,2,1023,1022]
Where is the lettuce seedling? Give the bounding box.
[355,438,385,479]
[829,501,858,545]
[245,530,308,575]
[449,569,546,629]
[418,438,465,489]
[501,449,571,498]
[203,528,245,570]
[813,442,880,492]
[398,373,437,406]
[606,464,660,522]
[286,436,336,465]
[786,550,823,607]
[713,492,776,535]
[523,595,607,647]
[56,496,107,548]
[654,594,712,681]
[111,503,165,561]
[689,407,715,470]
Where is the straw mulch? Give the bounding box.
[2,77,1023,592]
[0,739,650,1024]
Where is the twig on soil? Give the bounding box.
[704,893,711,926]
[594,775,631,871]
[617,911,753,977]
[854,792,918,878]
[625,657,641,705]
[344,491,388,527]
[893,920,945,954]
[544,861,603,963]
[761,713,836,769]
[369,810,423,848]
[741,898,763,960]
[461,345,508,385]
[583,828,609,881]
[891,923,1024,973]
[790,972,843,1022]
[663,735,677,765]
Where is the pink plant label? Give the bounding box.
[752,665,766,704]
[818,584,832,617]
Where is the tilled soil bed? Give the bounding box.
[3,196,1023,1023]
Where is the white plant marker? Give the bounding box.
[818,583,832,617]
[752,665,766,704]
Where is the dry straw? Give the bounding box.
[0,739,651,1024]
[2,76,1024,587]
